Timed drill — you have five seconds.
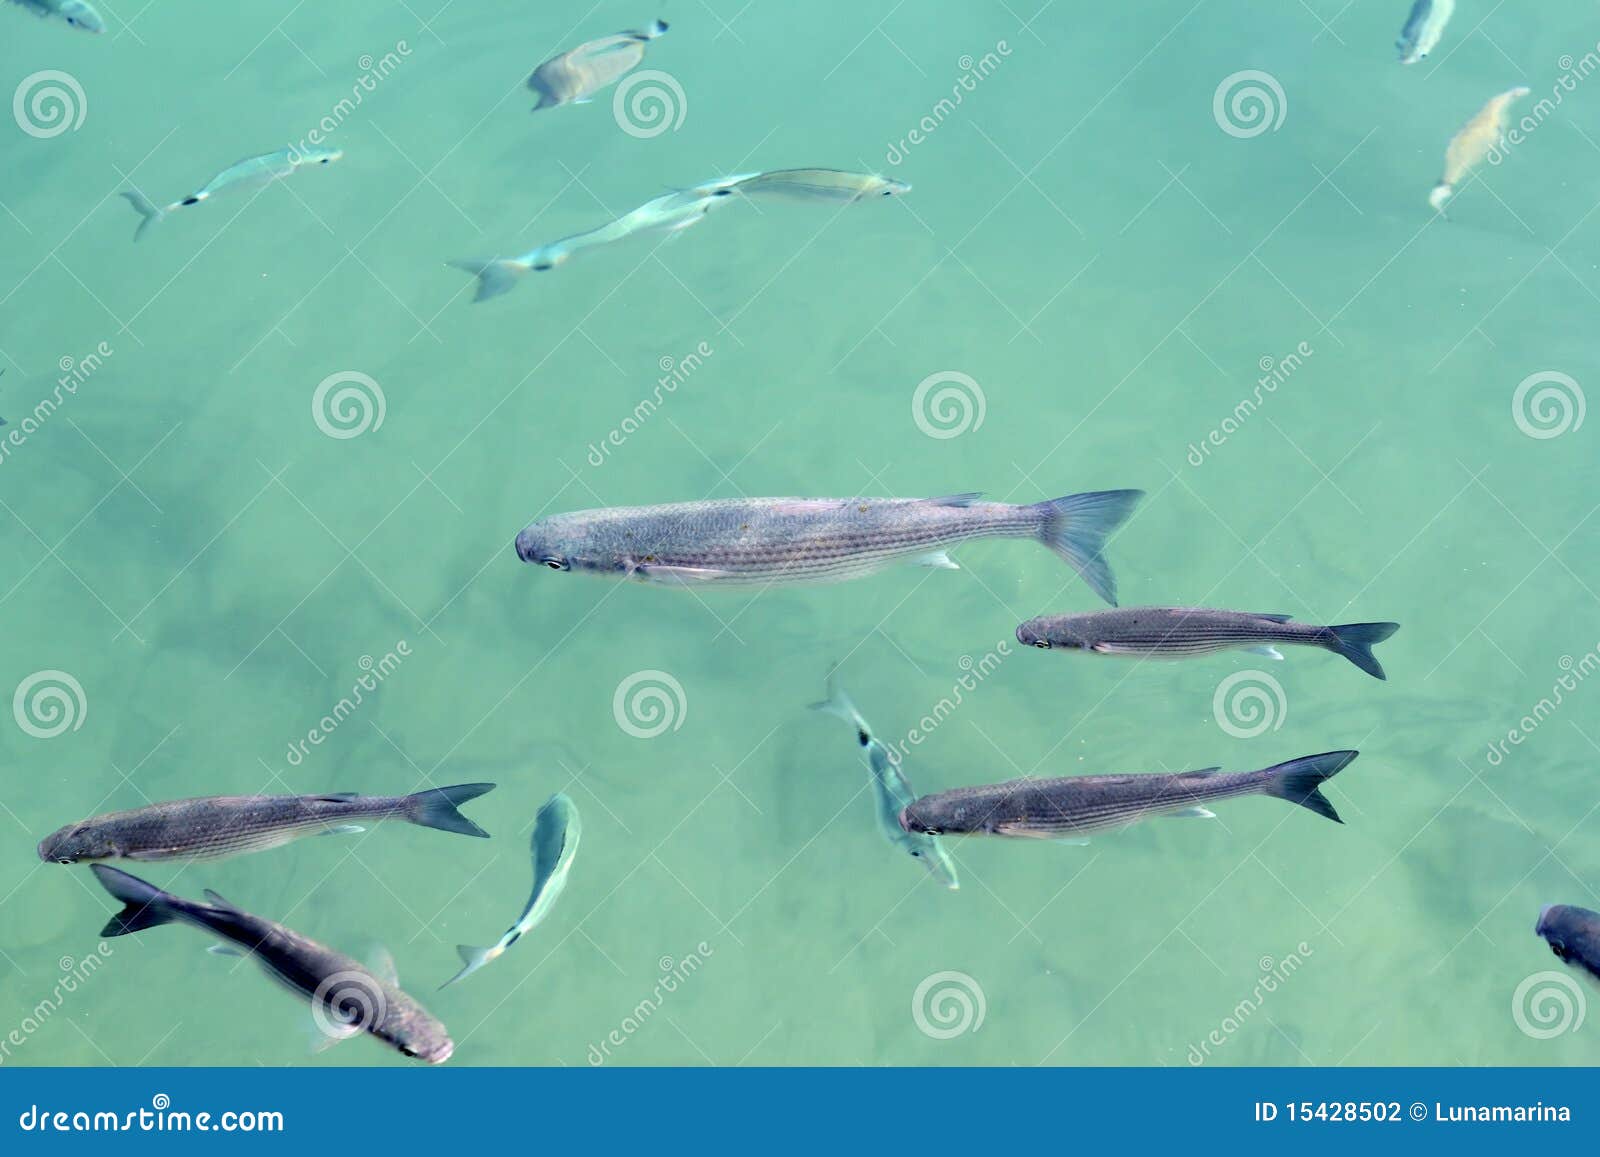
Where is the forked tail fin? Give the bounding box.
[120,190,165,242]
[1034,489,1144,605]
[1262,751,1358,823]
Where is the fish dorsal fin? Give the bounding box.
[202,888,240,912]
[1253,614,1294,623]
[927,492,982,507]
[366,945,399,987]
[312,792,360,803]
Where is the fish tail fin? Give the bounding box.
[1262,751,1357,824]
[807,667,864,729]
[403,783,496,838]
[120,190,164,242]
[448,258,531,302]
[440,944,496,989]
[1033,489,1144,605]
[90,864,178,936]
[1326,622,1400,680]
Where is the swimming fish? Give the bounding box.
[119,146,344,241]
[899,751,1357,841]
[90,864,454,1063]
[442,793,580,987]
[528,19,668,111]
[9,0,103,33]
[1396,0,1454,64]
[1016,607,1400,680]
[1430,86,1530,214]
[1536,904,1600,984]
[38,783,495,863]
[725,169,912,203]
[810,674,959,890]
[515,489,1143,604]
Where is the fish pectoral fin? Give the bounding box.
[1164,806,1217,820]
[993,821,1070,841]
[205,943,245,957]
[1051,837,1092,846]
[1253,613,1294,623]
[312,792,360,802]
[926,492,983,507]
[1089,642,1143,655]
[307,1016,360,1054]
[319,824,366,837]
[633,562,733,583]
[1244,645,1284,660]
[911,550,959,570]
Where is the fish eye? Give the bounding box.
[56,857,75,865]
[532,261,554,272]
[542,558,568,571]
[1032,639,1050,649]
[400,1045,417,1058]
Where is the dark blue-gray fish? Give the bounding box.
[899,751,1357,841]
[1016,607,1399,679]
[515,489,1143,604]
[90,864,453,1063]
[528,19,668,111]
[119,146,343,241]
[1396,0,1454,64]
[10,0,103,33]
[1536,904,1600,984]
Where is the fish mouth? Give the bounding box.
[1536,904,1557,935]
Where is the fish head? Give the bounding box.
[37,821,115,864]
[908,839,960,890]
[292,146,344,168]
[514,512,613,574]
[380,1008,454,1064]
[59,1,105,33]
[874,176,912,198]
[1016,617,1083,651]
[514,517,578,573]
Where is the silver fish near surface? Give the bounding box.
[90,865,454,1063]
[9,0,103,33]
[528,19,668,111]
[515,489,1143,604]
[38,783,495,863]
[1396,0,1455,64]
[810,674,958,890]
[119,146,344,241]
[1536,904,1600,985]
[726,169,911,203]
[1016,607,1400,679]
[442,792,581,987]
[899,751,1358,841]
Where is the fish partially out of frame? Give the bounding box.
[1396,0,1454,64]
[442,793,581,987]
[810,674,958,890]
[90,864,454,1063]
[1016,607,1400,680]
[38,783,496,864]
[528,19,668,111]
[515,489,1143,605]
[119,146,344,241]
[9,0,103,33]
[1430,86,1530,215]
[899,751,1358,842]
[1536,904,1600,984]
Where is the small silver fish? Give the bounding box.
[119,145,344,241]
[1016,607,1399,679]
[899,751,1358,841]
[515,489,1143,604]
[442,793,580,987]
[1430,85,1530,214]
[727,169,911,203]
[1396,0,1455,65]
[810,674,958,890]
[38,784,495,863]
[91,865,453,1063]
[10,0,103,33]
[1536,904,1600,985]
[528,19,668,111]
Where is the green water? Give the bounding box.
[2,0,1599,1068]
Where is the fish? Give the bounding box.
[1536,904,1600,984]
[810,674,959,890]
[898,751,1358,841]
[528,19,668,111]
[442,793,580,987]
[119,146,344,241]
[90,864,454,1063]
[514,489,1143,604]
[38,783,496,864]
[1396,0,1454,64]
[9,0,103,33]
[725,169,912,203]
[1430,86,1530,214]
[1015,607,1400,680]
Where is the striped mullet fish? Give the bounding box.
[37,783,495,863]
[515,489,1143,604]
